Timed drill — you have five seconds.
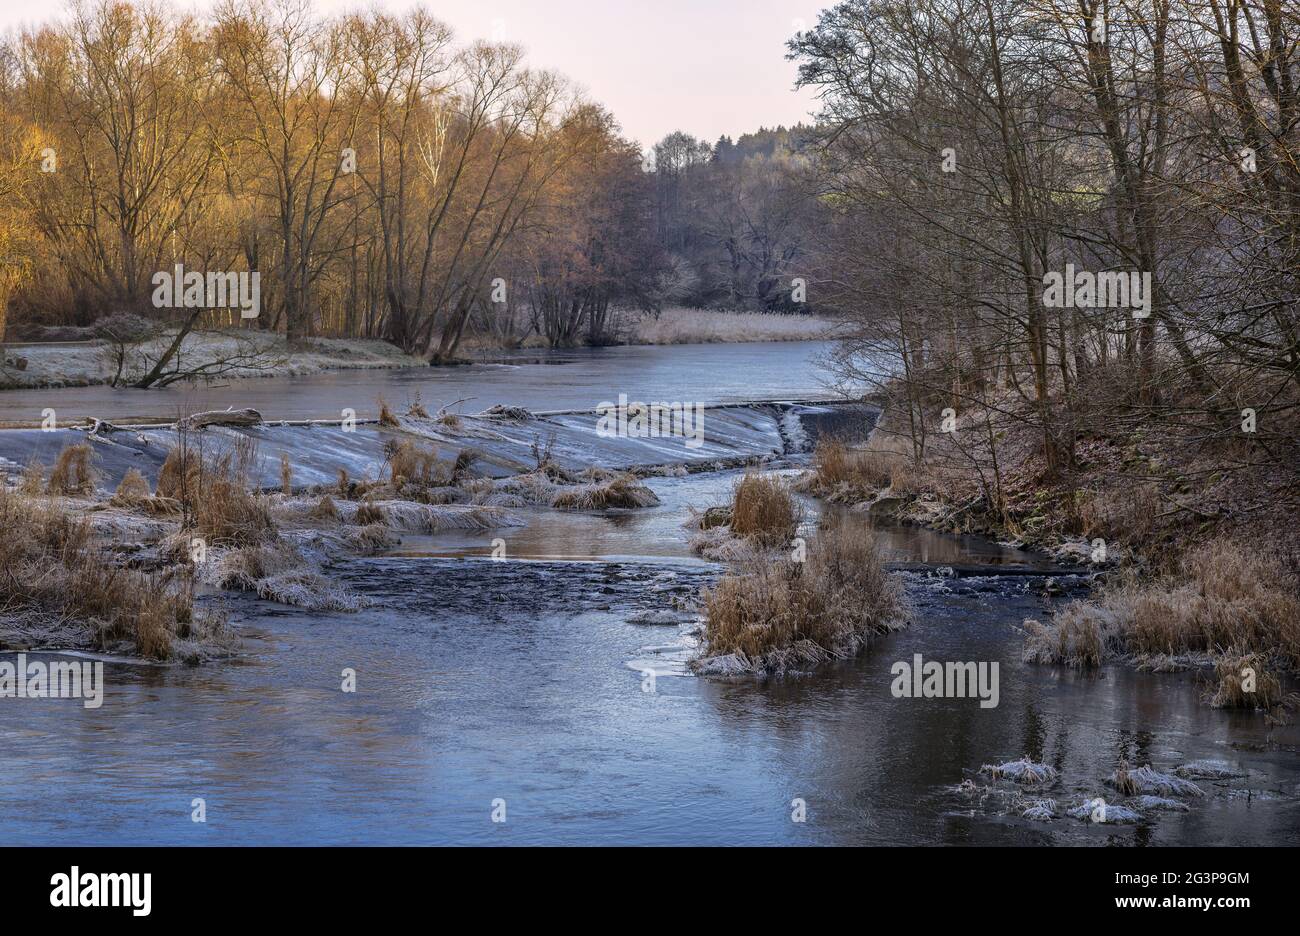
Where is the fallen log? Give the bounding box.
[178,407,264,430]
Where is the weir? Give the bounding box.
[0,400,879,491]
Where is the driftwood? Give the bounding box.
[178,408,264,430]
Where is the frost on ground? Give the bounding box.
[979,757,1059,785]
[1173,759,1244,780]
[1066,799,1141,823]
[1133,795,1191,812]
[1108,762,1204,797]
[1,330,424,390]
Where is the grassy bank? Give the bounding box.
[798,393,1300,714]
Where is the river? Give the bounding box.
[0,341,846,424]
[0,340,1296,845]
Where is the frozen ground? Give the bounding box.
[0,332,423,390]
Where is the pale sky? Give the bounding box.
[0,0,826,150]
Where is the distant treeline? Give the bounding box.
[0,0,823,360]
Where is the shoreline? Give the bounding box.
[0,311,840,392]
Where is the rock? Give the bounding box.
[865,492,908,516]
[699,506,732,530]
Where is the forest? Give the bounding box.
[0,0,822,363]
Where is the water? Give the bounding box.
[0,341,846,424]
[0,468,1295,846]
[1,342,1297,845]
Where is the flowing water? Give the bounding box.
[1,341,1297,845]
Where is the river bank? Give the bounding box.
[1,310,837,392]
[797,403,1300,719]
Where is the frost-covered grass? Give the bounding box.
[0,330,423,390]
[979,757,1059,785]
[1108,762,1204,798]
[696,515,907,675]
[1021,540,1300,713]
[0,485,231,660]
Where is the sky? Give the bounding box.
[0,0,828,151]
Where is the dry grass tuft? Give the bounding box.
[46,443,97,495]
[355,500,386,525]
[699,516,906,673]
[279,452,293,495]
[729,473,801,545]
[19,456,43,495]
[387,440,442,487]
[0,486,222,659]
[377,396,398,427]
[1022,539,1300,685]
[309,494,340,522]
[550,474,659,510]
[1207,652,1284,709]
[157,435,273,547]
[406,392,431,419]
[814,439,897,491]
[110,468,153,507]
[452,447,480,481]
[980,757,1059,784]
